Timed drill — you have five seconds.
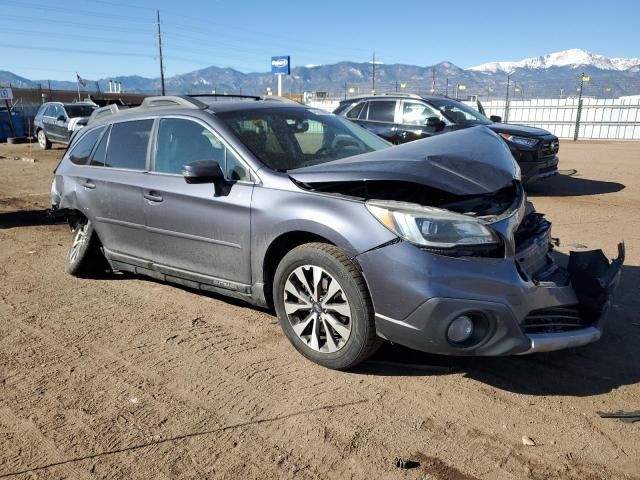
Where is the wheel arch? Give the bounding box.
[262,231,335,308]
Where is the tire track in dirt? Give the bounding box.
[2,222,638,479]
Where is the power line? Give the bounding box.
[4,0,151,23]
[0,43,156,59]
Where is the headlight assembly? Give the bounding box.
[498,133,539,148]
[365,200,499,249]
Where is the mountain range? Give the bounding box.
[1,49,639,99]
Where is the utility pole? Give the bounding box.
[371,51,376,93]
[445,77,449,97]
[504,72,512,123]
[431,69,436,93]
[344,81,347,100]
[156,10,166,96]
[574,72,586,141]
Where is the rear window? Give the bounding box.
[106,120,153,170]
[65,104,97,118]
[68,127,106,165]
[366,101,395,122]
[346,102,365,119]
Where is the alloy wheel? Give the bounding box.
[283,265,352,353]
[38,130,47,149]
[69,221,89,263]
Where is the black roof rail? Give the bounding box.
[187,93,261,101]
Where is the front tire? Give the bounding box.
[37,129,52,150]
[67,217,109,278]
[273,243,382,369]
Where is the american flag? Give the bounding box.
[76,73,87,87]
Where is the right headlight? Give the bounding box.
[366,200,499,249]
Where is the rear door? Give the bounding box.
[143,116,254,286]
[42,105,62,141]
[91,119,154,262]
[350,100,399,143]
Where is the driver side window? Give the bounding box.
[155,118,251,181]
[400,101,441,126]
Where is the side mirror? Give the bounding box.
[490,115,502,123]
[426,116,445,131]
[57,115,66,122]
[182,160,230,196]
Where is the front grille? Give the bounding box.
[539,138,559,158]
[521,306,593,334]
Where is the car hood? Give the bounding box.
[487,123,552,137]
[288,126,518,196]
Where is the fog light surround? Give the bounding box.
[447,315,475,344]
[445,311,491,348]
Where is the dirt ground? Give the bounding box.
[1,139,639,480]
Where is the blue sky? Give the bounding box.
[1,0,639,81]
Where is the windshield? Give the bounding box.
[65,104,97,118]
[216,107,391,171]
[429,99,492,125]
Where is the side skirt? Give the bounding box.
[104,248,258,305]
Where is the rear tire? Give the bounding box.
[37,129,51,150]
[67,217,109,278]
[273,242,382,370]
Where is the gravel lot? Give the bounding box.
[1,139,639,479]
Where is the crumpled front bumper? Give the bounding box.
[355,229,624,357]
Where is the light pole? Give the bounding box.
[504,72,512,123]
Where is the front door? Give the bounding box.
[144,117,254,286]
[396,100,444,144]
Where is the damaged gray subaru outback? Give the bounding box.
[51,95,624,369]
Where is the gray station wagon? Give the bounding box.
[50,95,624,369]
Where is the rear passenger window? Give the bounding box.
[68,127,105,165]
[106,120,153,170]
[367,101,396,122]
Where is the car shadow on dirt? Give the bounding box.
[358,263,640,397]
[526,170,625,197]
[0,209,64,229]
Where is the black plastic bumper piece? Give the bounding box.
[568,242,625,321]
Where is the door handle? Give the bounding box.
[80,180,96,189]
[144,191,163,202]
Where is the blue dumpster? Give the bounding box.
[0,111,25,141]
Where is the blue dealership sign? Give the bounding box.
[271,56,291,75]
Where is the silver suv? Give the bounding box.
[51,95,624,369]
[34,101,97,149]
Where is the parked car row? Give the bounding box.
[334,93,560,184]
[51,95,623,370]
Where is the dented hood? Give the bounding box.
[288,126,518,196]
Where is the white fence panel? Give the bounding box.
[464,98,640,140]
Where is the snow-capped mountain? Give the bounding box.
[470,48,640,73]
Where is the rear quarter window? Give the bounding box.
[68,127,106,165]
